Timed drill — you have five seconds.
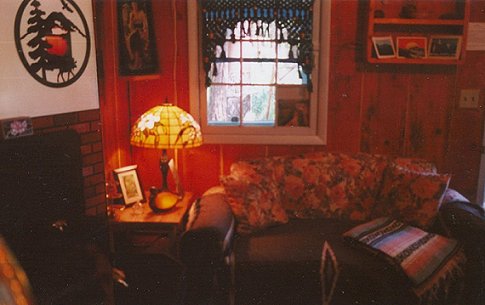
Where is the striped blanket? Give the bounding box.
[343,217,466,303]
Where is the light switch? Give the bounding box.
[459,89,481,109]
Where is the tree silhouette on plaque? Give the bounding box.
[20,0,86,83]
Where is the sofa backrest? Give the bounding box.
[225,151,446,228]
[270,151,389,221]
[227,151,389,221]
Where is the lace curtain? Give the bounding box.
[200,0,315,92]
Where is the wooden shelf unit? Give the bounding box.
[373,18,466,26]
[367,0,470,64]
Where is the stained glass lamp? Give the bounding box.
[130,103,202,212]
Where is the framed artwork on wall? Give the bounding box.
[117,0,159,77]
[396,37,427,59]
[114,165,144,205]
[428,36,462,59]
[9,0,100,117]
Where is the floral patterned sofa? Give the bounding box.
[179,151,485,305]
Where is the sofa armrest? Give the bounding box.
[179,190,235,267]
[438,188,485,243]
[439,189,485,305]
[179,190,235,304]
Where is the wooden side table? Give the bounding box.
[109,192,193,257]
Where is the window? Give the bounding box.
[188,0,330,144]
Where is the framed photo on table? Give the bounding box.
[114,165,144,205]
[117,0,159,76]
[428,36,462,59]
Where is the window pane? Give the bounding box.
[242,62,275,84]
[241,86,275,126]
[207,85,241,125]
[242,41,276,58]
[277,42,293,59]
[210,62,241,84]
[277,62,304,84]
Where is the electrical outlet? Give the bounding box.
[459,89,480,109]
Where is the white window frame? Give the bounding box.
[187,0,330,145]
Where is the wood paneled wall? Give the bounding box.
[96,0,485,201]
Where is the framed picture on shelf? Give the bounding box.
[372,36,396,59]
[117,0,159,77]
[396,37,427,59]
[114,165,144,205]
[428,36,462,59]
[277,99,310,127]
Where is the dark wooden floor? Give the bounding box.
[113,254,184,305]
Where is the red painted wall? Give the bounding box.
[96,0,485,201]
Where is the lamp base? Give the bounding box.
[149,187,180,213]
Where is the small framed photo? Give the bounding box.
[277,99,310,127]
[114,165,144,205]
[428,36,462,59]
[372,36,396,59]
[397,37,427,59]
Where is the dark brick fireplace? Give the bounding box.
[0,117,111,304]
[31,109,106,216]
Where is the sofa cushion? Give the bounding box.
[392,157,437,174]
[221,157,289,234]
[376,166,451,228]
[227,157,276,184]
[274,152,388,221]
[233,218,417,305]
[233,219,354,304]
[234,218,354,264]
[220,175,288,235]
[273,152,335,219]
